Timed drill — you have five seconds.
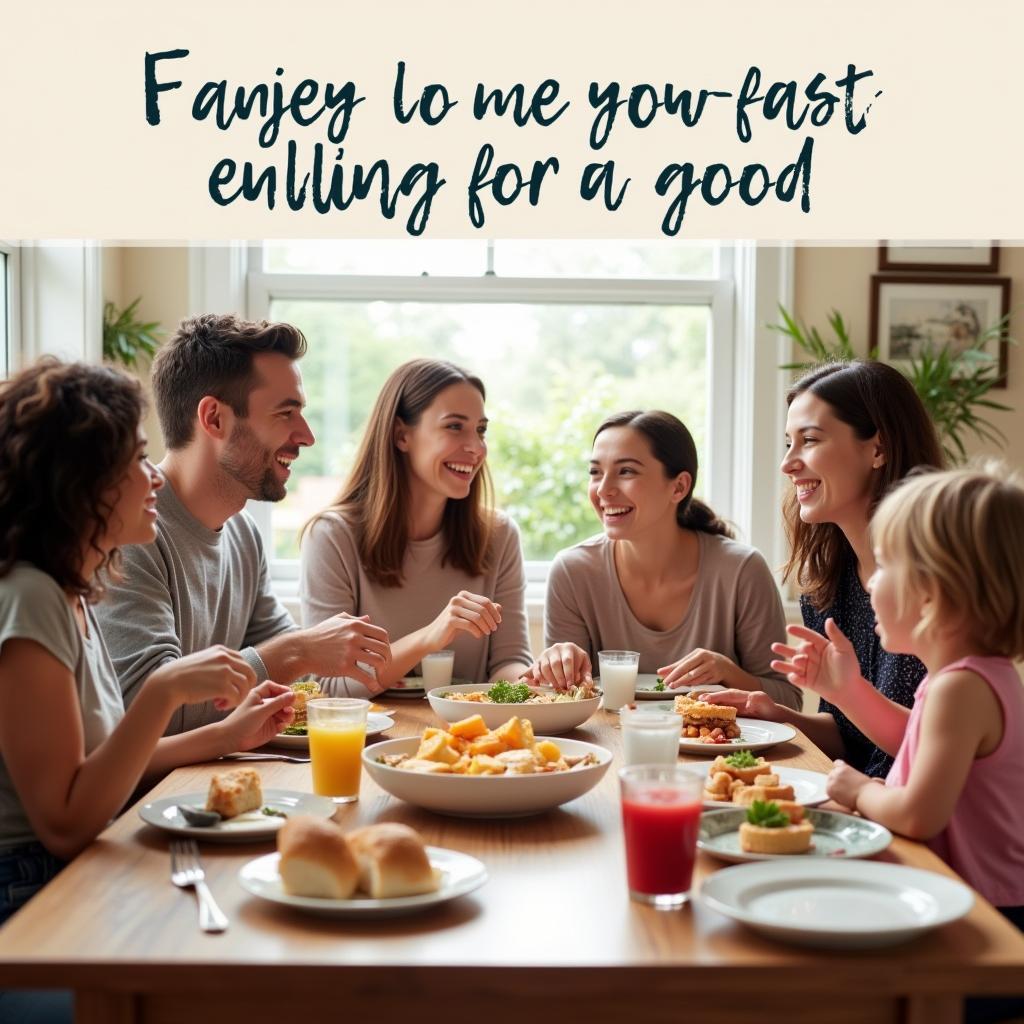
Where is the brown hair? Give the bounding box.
[0,358,144,601]
[308,359,494,587]
[872,463,1024,660]
[594,410,733,538]
[151,313,307,449]
[782,360,944,610]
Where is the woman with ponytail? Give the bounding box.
[525,411,800,708]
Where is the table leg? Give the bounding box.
[76,990,137,1024]
[904,994,962,1024]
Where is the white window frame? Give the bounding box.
[0,242,20,378]
[192,241,793,609]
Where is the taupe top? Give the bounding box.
[545,531,801,709]
[300,511,533,690]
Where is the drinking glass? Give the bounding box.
[421,650,455,688]
[619,765,702,908]
[620,705,682,766]
[307,698,368,803]
[599,650,640,711]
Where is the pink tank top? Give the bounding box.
[887,656,1024,907]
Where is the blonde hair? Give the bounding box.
[871,462,1024,659]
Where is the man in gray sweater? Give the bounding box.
[97,314,391,734]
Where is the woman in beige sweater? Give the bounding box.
[300,359,532,694]
[526,410,801,709]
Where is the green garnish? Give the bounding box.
[281,723,307,736]
[487,680,532,704]
[261,807,287,818]
[725,750,758,769]
[745,800,790,828]
[653,677,666,692]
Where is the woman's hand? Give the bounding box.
[216,681,296,752]
[770,618,863,705]
[826,759,873,810]
[658,649,738,689]
[425,591,503,650]
[709,688,784,721]
[147,645,257,710]
[521,643,592,692]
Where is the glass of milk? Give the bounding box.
[421,650,455,688]
[620,704,682,765]
[598,650,640,711]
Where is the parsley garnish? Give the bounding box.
[745,800,790,828]
[725,750,758,769]
[487,680,532,704]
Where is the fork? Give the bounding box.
[170,840,229,933]
[220,753,311,764]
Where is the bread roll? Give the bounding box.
[347,823,440,898]
[206,768,262,819]
[739,820,814,854]
[277,817,359,899]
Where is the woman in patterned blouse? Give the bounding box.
[714,361,943,776]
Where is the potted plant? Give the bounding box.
[771,305,1013,465]
[102,298,161,369]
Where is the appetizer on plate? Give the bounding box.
[702,751,796,804]
[739,799,815,855]
[206,768,263,819]
[377,715,599,776]
[674,694,742,743]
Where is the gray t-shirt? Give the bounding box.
[545,531,801,709]
[0,565,124,847]
[95,477,294,735]
[300,511,533,688]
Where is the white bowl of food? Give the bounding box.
[427,681,601,735]
[363,730,612,818]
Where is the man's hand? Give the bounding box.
[299,614,391,692]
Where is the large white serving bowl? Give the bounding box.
[363,735,612,817]
[427,683,601,735]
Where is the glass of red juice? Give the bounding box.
[619,765,703,908]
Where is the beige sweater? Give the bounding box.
[300,511,533,689]
[545,532,801,710]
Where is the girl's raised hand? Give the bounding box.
[770,618,861,703]
[521,643,592,692]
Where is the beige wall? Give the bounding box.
[794,245,1024,471]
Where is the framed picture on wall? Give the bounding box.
[878,242,999,273]
[870,274,1011,387]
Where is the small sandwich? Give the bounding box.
[278,816,359,899]
[733,780,797,804]
[738,799,814,855]
[674,695,742,740]
[346,823,441,899]
[288,680,322,732]
[205,768,263,819]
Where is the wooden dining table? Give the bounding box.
[0,697,1021,1024]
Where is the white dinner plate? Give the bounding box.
[139,789,336,842]
[698,806,893,862]
[629,674,726,701]
[239,847,488,918]
[678,762,829,809]
[698,859,973,948]
[266,712,394,750]
[679,718,797,754]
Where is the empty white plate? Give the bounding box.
[699,859,973,948]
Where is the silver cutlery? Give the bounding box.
[170,839,228,933]
[220,753,311,764]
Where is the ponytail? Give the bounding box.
[679,497,734,538]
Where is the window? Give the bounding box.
[246,241,734,571]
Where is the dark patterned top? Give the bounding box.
[801,555,925,778]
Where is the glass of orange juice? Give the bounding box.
[306,698,369,803]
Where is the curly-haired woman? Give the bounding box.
[0,359,295,928]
